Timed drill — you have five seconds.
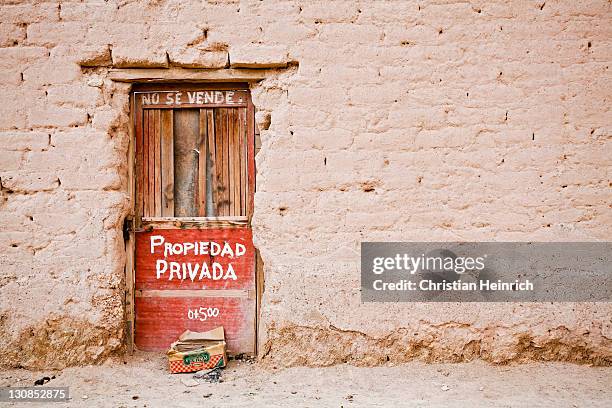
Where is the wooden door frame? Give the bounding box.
[125,82,257,354]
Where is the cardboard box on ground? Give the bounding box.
[167,327,227,374]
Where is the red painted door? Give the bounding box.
[131,84,256,354]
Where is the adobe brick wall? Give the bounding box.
[0,0,610,369]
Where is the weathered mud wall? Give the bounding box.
[0,0,610,369]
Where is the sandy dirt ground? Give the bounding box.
[1,353,610,407]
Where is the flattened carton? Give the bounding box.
[167,327,227,374]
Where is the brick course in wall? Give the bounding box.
[0,0,610,369]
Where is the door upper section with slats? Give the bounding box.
[134,85,253,223]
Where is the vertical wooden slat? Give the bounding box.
[237,108,245,216]
[160,110,174,217]
[215,109,225,216]
[222,108,230,216]
[236,108,242,216]
[154,110,162,216]
[144,110,149,217]
[222,108,229,216]
[226,108,233,216]
[239,108,247,216]
[143,110,150,217]
[231,108,237,216]
[231,109,241,216]
[227,109,235,215]
[198,109,208,216]
[235,108,241,216]
[148,109,155,217]
[206,109,217,217]
[135,96,144,226]
[173,109,199,217]
[145,109,151,217]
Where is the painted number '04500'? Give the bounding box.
[187,307,220,321]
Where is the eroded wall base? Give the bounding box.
[0,316,122,370]
[261,324,611,367]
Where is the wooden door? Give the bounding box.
[130,84,256,354]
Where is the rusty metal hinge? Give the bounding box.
[123,217,134,241]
